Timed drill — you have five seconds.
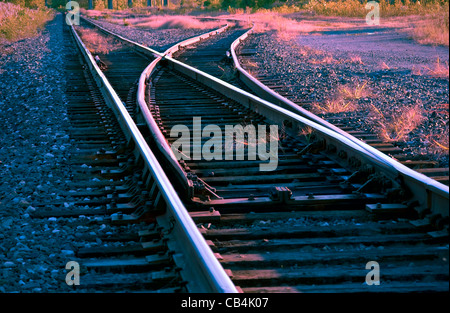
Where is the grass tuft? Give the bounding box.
[424,57,450,78]
[0,2,53,42]
[312,99,358,114]
[370,103,425,142]
[75,27,122,54]
[339,81,370,100]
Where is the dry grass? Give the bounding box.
[349,55,364,65]
[381,61,391,70]
[75,27,122,54]
[248,13,339,41]
[306,0,447,18]
[257,4,303,15]
[311,81,371,115]
[312,99,358,114]
[411,57,449,78]
[411,9,449,46]
[0,2,53,42]
[80,9,104,18]
[428,126,449,155]
[304,0,448,46]
[305,0,367,17]
[298,47,310,57]
[108,15,221,30]
[245,60,259,68]
[411,65,424,75]
[310,55,336,64]
[424,57,449,78]
[339,81,371,100]
[370,103,425,142]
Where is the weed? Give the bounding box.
[75,27,122,54]
[339,82,370,100]
[349,55,364,65]
[312,99,357,114]
[371,104,425,142]
[381,61,391,70]
[298,125,315,143]
[424,57,449,78]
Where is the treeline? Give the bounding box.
[2,0,47,8]
[1,0,93,8]
[2,0,448,10]
[216,0,281,10]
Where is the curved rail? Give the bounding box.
[83,16,230,196]
[163,23,230,57]
[230,26,449,217]
[70,17,238,293]
[152,51,448,216]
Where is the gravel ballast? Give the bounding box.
[0,12,79,292]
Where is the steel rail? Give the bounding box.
[138,56,196,197]
[229,25,449,217]
[69,18,238,293]
[81,17,231,196]
[162,24,230,57]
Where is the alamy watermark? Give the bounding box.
[65,261,80,286]
[66,1,80,26]
[366,1,381,26]
[365,261,381,285]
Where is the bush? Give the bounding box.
[412,3,449,46]
[0,2,53,42]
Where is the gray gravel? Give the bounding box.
[239,27,449,167]
[0,13,79,292]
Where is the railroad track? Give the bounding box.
[38,15,448,293]
[233,28,449,186]
[27,15,236,293]
[172,22,250,90]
